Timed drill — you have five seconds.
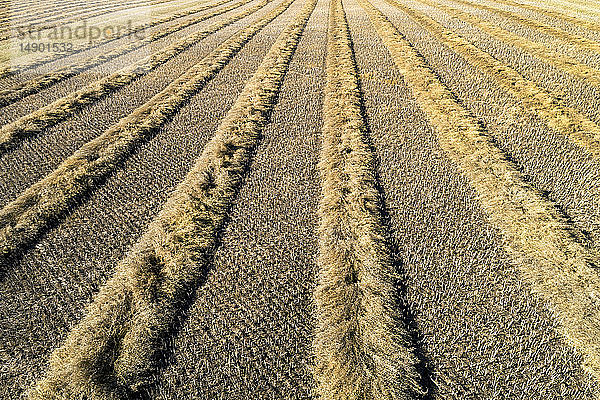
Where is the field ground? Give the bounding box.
[1,0,600,398]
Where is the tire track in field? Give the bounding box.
[418,0,600,87]
[0,0,253,108]
[313,0,425,399]
[387,0,600,162]
[27,0,316,396]
[0,0,229,79]
[359,0,600,386]
[0,0,294,270]
[450,0,600,54]
[0,1,292,396]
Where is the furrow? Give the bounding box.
[385,0,600,160]
[145,0,328,395]
[4,0,112,19]
[0,8,6,38]
[98,0,329,400]
[7,0,180,24]
[453,0,600,54]
[562,0,600,13]
[0,0,292,270]
[0,0,270,155]
[26,0,316,396]
[359,0,600,385]
[313,0,425,399]
[0,0,231,78]
[0,0,252,108]
[418,0,600,87]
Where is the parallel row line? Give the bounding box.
[453,0,600,54]
[360,0,600,383]
[0,0,180,41]
[390,0,600,160]
[27,0,316,396]
[313,0,425,399]
[0,0,284,266]
[420,0,600,86]
[537,0,600,21]
[0,0,231,78]
[0,0,267,155]
[489,0,600,34]
[0,0,253,108]
[0,0,170,31]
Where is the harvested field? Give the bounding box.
[1,0,600,399]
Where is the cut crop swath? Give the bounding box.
[27,0,317,396]
[360,0,600,384]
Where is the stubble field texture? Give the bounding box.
[1,0,600,398]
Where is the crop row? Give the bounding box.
[314,0,425,398]
[422,0,600,86]
[390,0,600,160]
[0,0,289,272]
[26,0,317,396]
[0,0,249,108]
[0,0,228,78]
[360,0,600,383]
[0,0,270,155]
[0,0,179,41]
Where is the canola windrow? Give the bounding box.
[541,0,600,20]
[1,0,170,37]
[27,0,317,396]
[0,0,289,268]
[488,0,600,33]
[313,0,425,398]
[0,0,253,108]
[0,0,177,41]
[449,0,600,54]
[385,0,600,159]
[0,0,273,154]
[358,0,600,383]
[417,0,600,86]
[8,0,213,41]
[0,0,227,78]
